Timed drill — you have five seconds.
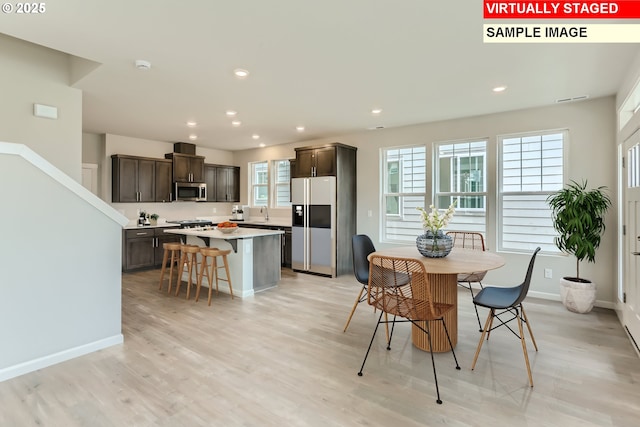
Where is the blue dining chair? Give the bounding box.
[471,247,541,387]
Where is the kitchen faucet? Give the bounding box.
[260,206,269,221]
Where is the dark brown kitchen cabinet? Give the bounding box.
[204,164,240,202]
[155,159,173,202]
[112,155,155,202]
[293,145,337,177]
[215,166,240,202]
[204,164,217,202]
[167,153,204,182]
[122,226,181,272]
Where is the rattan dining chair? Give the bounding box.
[446,231,488,331]
[471,247,541,387]
[357,254,460,404]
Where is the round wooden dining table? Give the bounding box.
[368,246,505,352]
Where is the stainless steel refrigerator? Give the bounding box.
[291,176,336,277]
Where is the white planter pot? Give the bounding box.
[559,277,596,314]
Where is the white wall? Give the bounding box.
[235,97,618,306]
[0,34,83,181]
[0,144,126,381]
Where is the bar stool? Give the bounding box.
[158,242,182,294]
[175,244,201,300]
[196,247,234,305]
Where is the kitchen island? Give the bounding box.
[164,227,284,298]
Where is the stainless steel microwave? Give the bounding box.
[174,182,207,201]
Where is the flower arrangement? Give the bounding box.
[416,200,457,235]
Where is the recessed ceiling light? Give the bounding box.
[231,120,242,127]
[188,134,197,140]
[186,121,197,127]
[296,126,305,132]
[493,86,507,93]
[226,110,237,117]
[371,108,382,115]
[234,69,249,78]
[259,143,266,148]
[252,134,260,140]
[134,59,151,70]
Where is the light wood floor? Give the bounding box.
[1,269,639,426]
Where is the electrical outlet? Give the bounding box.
[212,207,217,213]
[367,210,373,217]
[544,268,552,279]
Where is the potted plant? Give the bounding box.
[547,180,611,313]
[149,213,159,226]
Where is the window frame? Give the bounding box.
[272,159,292,208]
[381,144,428,243]
[250,161,269,207]
[497,129,568,254]
[434,139,488,235]
[248,159,293,209]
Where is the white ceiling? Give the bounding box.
[2,0,639,151]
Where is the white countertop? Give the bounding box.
[123,223,181,230]
[164,226,284,240]
[232,218,291,227]
[196,216,292,227]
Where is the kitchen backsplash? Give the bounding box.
[112,202,291,226]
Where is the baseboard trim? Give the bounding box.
[0,334,124,382]
[465,284,616,310]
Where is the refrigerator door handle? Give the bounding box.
[304,178,310,271]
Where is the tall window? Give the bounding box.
[251,161,268,206]
[382,145,427,242]
[273,159,291,207]
[499,130,566,253]
[435,140,487,234]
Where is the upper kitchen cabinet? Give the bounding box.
[154,159,173,202]
[215,165,240,202]
[166,153,205,182]
[294,143,356,178]
[112,155,155,202]
[205,164,240,202]
[204,164,217,202]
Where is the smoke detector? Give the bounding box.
[135,59,151,70]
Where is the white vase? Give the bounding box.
[560,277,596,314]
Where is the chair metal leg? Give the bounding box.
[425,320,443,404]
[471,309,494,370]
[466,282,483,332]
[357,311,385,376]
[343,285,391,343]
[521,305,538,351]
[516,307,534,387]
[440,318,461,371]
[386,314,397,350]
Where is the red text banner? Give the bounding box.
[484,1,640,19]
